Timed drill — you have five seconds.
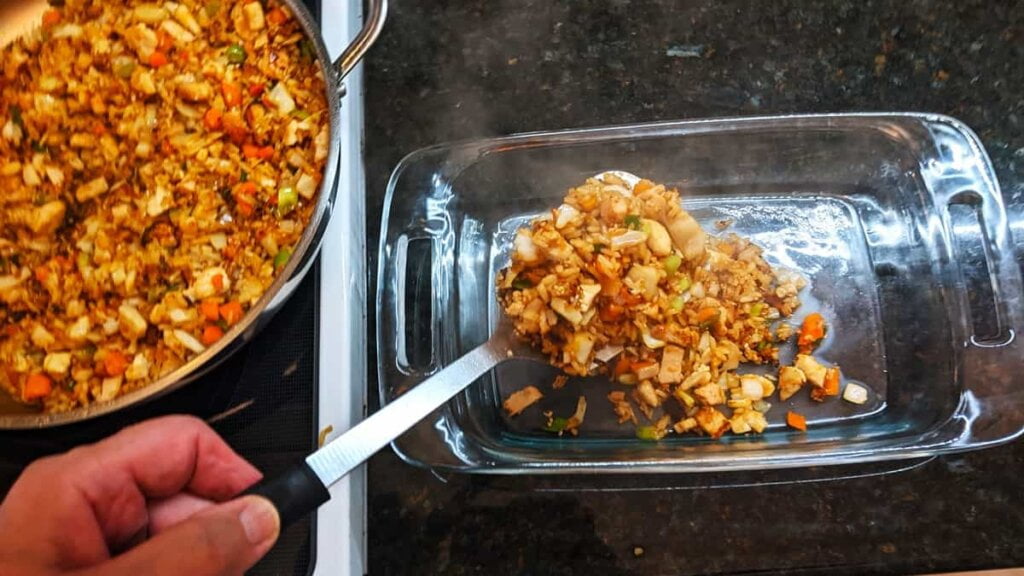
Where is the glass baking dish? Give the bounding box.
[376,114,1024,474]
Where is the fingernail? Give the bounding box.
[239,497,280,545]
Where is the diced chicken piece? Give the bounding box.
[643,219,672,256]
[266,83,296,115]
[636,380,660,407]
[118,304,148,340]
[674,417,698,434]
[66,316,91,343]
[503,385,543,416]
[664,210,706,262]
[554,203,580,229]
[160,20,196,43]
[177,81,213,102]
[514,230,543,265]
[693,382,725,406]
[76,177,109,202]
[578,283,601,313]
[550,298,583,326]
[133,4,168,24]
[679,368,711,391]
[31,325,56,349]
[794,354,827,388]
[43,352,72,377]
[131,69,157,95]
[626,265,659,300]
[146,185,173,217]
[730,414,752,434]
[124,23,158,60]
[658,345,685,384]
[125,353,151,381]
[694,406,730,438]
[633,361,659,381]
[97,376,123,401]
[187,267,231,301]
[778,365,806,401]
[744,410,768,433]
[567,332,595,366]
[242,1,266,31]
[609,229,647,249]
[296,172,318,199]
[24,201,66,235]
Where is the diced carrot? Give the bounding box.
[248,83,265,97]
[201,324,224,345]
[786,411,807,432]
[149,51,169,68]
[41,9,61,28]
[211,274,224,292]
[631,360,658,371]
[203,108,223,131]
[824,366,841,396]
[633,179,655,195]
[696,306,720,325]
[4,325,18,337]
[23,373,53,401]
[199,299,221,322]
[34,265,50,284]
[234,181,257,196]
[266,7,289,25]
[219,301,244,326]
[91,122,106,136]
[156,29,174,52]
[160,138,175,155]
[612,354,632,377]
[599,302,625,323]
[104,350,129,377]
[242,144,274,160]
[236,199,254,217]
[176,49,191,64]
[797,312,826,353]
[221,80,243,108]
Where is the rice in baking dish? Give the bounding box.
[496,174,829,439]
[0,0,328,412]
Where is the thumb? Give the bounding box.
[82,496,280,576]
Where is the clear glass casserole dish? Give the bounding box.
[376,114,1024,474]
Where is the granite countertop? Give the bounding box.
[363,1,1024,574]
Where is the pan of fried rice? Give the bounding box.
[0,0,384,426]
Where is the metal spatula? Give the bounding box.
[246,322,543,527]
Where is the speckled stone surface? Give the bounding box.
[363,1,1024,574]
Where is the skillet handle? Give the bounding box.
[333,0,387,80]
[244,462,331,529]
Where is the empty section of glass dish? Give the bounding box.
[377,114,1024,474]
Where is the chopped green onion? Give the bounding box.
[277,186,298,216]
[636,426,662,441]
[290,109,311,120]
[756,340,770,351]
[543,417,569,433]
[624,214,642,230]
[31,140,49,154]
[662,253,681,275]
[669,295,685,312]
[273,247,291,269]
[225,43,247,65]
[677,274,691,293]
[749,302,764,317]
[676,390,695,408]
[593,243,606,253]
[299,39,314,61]
[240,170,248,182]
[113,56,136,79]
[511,278,533,290]
[10,105,23,128]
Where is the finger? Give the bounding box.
[76,415,262,501]
[58,415,261,547]
[77,496,280,576]
[148,493,216,535]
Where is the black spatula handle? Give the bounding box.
[244,462,330,529]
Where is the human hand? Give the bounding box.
[0,415,279,576]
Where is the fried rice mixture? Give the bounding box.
[498,174,844,439]
[0,0,328,412]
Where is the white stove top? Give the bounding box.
[315,1,367,574]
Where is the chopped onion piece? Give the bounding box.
[174,329,207,354]
[594,344,623,363]
[842,382,869,405]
